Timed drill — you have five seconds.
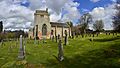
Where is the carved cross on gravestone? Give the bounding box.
[18,35,25,59]
[58,39,64,61]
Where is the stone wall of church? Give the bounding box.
[51,27,71,38]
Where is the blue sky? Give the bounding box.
[74,0,114,14]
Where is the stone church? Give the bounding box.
[29,9,71,39]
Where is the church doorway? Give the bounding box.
[42,24,47,36]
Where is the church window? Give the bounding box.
[42,24,47,35]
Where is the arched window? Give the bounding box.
[42,24,47,35]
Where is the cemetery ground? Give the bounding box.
[0,34,120,68]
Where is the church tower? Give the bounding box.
[34,8,51,39]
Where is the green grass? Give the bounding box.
[0,34,120,68]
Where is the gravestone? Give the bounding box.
[81,34,84,38]
[58,34,60,40]
[43,36,47,43]
[58,39,64,61]
[109,33,110,35]
[93,34,94,37]
[51,35,54,42]
[56,36,58,43]
[18,35,25,59]
[96,33,99,37]
[106,33,107,35]
[64,30,68,45]
[113,33,114,36]
[23,38,26,54]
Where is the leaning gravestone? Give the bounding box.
[18,35,25,59]
[58,39,64,61]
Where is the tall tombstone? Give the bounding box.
[23,37,26,54]
[58,34,60,40]
[64,30,68,45]
[52,36,54,42]
[18,35,25,59]
[58,39,64,61]
[56,36,58,43]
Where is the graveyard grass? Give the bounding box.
[0,34,120,68]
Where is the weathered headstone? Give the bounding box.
[18,35,25,59]
[58,39,64,61]
[96,33,98,37]
[64,30,68,45]
[23,38,26,54]
[113,33,114,36]
[116,33,117,35]
[93,34,94,37]
[56,36,58,43]
[51,35,54,42]
[106,33,107,35]
[58,34,60,40]
[43,37,46,43]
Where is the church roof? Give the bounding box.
[50,22,69,28]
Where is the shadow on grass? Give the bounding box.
[46,43,120,68]
[93,36,120,42]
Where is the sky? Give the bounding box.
[0,0,118,31]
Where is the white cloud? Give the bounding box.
[0,0,34,30]
[0,0,80,30]
[61,1,80,22]
[90,0,101,3]
[90,4,117,30]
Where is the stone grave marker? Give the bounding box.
[58,34,60,40]
[43,36,47,43]
[18,35,25,59]
[93,34,94,37]
[113,33,114,36]
[56,36,58,43]
[52,35,54,42]
[58,39,64,61]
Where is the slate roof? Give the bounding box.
[50,22,69,28]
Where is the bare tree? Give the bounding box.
[93,20,104,32]
[113,0,120,32]
[80,13,92,36]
